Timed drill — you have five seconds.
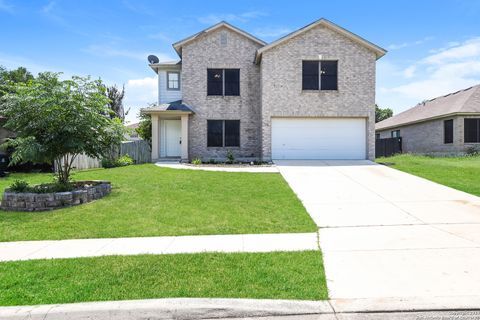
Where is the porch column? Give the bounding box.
[151,114,159,161]
[181,114,189,161]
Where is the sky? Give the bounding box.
[1,0,480,124]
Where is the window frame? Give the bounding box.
[302,60,338,91]
[207,120,240,147]
[207,68,240,96]
[444,119,454,144]
[166,71,180,91]
[464,118,480,143]
[391,130,400,138]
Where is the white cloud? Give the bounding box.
[423,37,480,64]
[387,36,433,50]
[378,37,480,113]
[0,0,13,13]
[254,26,291,38]
[123,76,158,123]
[197,11,266,24]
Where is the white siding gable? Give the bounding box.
[158,69,182,104]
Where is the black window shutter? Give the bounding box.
[224,69,240,96]
[225,120,240,147]
[207,69,223,95]
[302,61,319,90]
[465,118,480,143]
[444,119,453,144]
[321,61,338,90]
[207,120,223,147]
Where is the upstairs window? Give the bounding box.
[465,118,480,143]
[207,69,240,96]
[207,120,240,147]
[302,60,338,91]
[167,71,180,90]
[444,119,453,144]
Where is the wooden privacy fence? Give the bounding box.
[375,137,402,158]
[55,140,151,172]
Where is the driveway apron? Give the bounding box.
[276,160,480,299]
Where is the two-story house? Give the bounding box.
[142,18,386,162]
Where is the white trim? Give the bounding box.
[173,21,266,57]
[255,18,386,64]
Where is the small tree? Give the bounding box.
[136,110,152,147]
[0,72,125,184]
[375,104,393,123]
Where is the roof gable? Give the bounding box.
[172,21,266,57]
[376,84,480,131]
[254,18,386,64]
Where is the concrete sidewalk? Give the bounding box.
[0,232,318,262]
[276,160,480,300]
[1,297,480,320]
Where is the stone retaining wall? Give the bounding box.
[1,181,111,212]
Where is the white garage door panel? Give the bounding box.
[272,118,366,160]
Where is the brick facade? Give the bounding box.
[182,27,263,160]
[260,24,377,160]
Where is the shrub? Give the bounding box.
[192,158,202,165]
[9,180,30,193]
[226,150,235,164]
[466,146,480,156]
[102,154,134,168]
[115,154,134,166]
[207,158,217,164]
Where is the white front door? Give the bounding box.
[271,118,367,160]
[165,120,182,157]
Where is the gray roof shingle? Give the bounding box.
[376,84,480,130]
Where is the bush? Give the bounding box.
[207,158,217,164]
[9,180,30,193]
[102,154,134,168]
[466,146,480,156]
[116,154,134,166]
[226,150,235,164]
[192,158,202,165]
[8,180,74,193]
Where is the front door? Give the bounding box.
[165,120,181,157]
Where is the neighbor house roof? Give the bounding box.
[376,84,480,131]
[141,100,194,114]
[254,18,386,64]
[172,21,267,58]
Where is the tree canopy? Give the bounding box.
[375,104,393,123]
[0,72,125,184]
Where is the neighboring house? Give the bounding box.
[125,122,141,141]
[376,85,480,155]
[142,18,386,161]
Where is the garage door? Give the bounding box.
[271,118,366,160]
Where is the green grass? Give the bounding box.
[0,251,327,306]
[376,154,480,196]
[0,164,316,242]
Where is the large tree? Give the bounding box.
[375,104,393,123]
[0,72,125,184]
[136,111,152,147]
[0,66,34,97]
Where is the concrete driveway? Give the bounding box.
[276,160,480,300]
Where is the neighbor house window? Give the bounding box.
[444,119,454,144]
[207,120,240,147]
[167,71,180,90]
[302,60,338,91]
[391,130,400,138]
[464,118,480,143]
[375,133,380,139]
[207,69,240,96]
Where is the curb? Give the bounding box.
[1,297,480,319]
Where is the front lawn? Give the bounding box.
[376,154,480,196]
[0,164,316,241]
[0,251,327,306]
